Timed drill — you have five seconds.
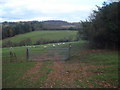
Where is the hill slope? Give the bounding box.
[2,30,78,47]
[2,20,81,39]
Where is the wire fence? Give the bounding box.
[27,48,70,61]
[2,41,88,63]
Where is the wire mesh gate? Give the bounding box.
[27,48,70,61]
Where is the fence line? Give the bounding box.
[27,47,70,61]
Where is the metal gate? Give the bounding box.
[27,48,70,61]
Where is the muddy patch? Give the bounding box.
[41,59,113,88]
[21,62,43,81]
[75,49,114,56]
[42,61,93,88]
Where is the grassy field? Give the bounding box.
[1,30,118,88]
[1,30,78,45]
[2,41,118,88]
[2,40,87,63]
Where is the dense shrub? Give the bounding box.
[19,38,32,46]
[35,39,48,45]
[2,40,16,47]
[78,1,119,49]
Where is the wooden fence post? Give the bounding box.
[9,51,12,63]
[68,44,71,58]
[13,52,17,62]
[26,48,29,61]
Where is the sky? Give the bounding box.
[0,0,109,22]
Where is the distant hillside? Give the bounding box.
[42,20,80,30]
[2,20,81,39]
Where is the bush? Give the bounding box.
[35,38,48,45]
[2,40,16,47]
[19,38,32,46]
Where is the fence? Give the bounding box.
[27,47,70,61]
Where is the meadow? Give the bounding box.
[2,30,118,88]
[1,30,78,46]
[2,40,118,88]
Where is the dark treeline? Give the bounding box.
[2,21,40,39]
[2,20,79,39]
[78,1,119,49]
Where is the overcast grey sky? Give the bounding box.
[0,0,109,22]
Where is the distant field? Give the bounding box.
[2,30,78,45]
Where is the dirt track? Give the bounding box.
[20,49,117,88]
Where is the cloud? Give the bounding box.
[1,0,108,22]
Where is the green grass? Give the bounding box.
[1,30,78,44]
[2,62,36,88]
[2,40,87,63]
[78,51,118,65]
[36,61,54,87]
[5,61,54,88]
[3,50,118,88]
[2,40,118,88]
[2,46,28,63]
[2,40,88,88]
[72,51,118,88]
